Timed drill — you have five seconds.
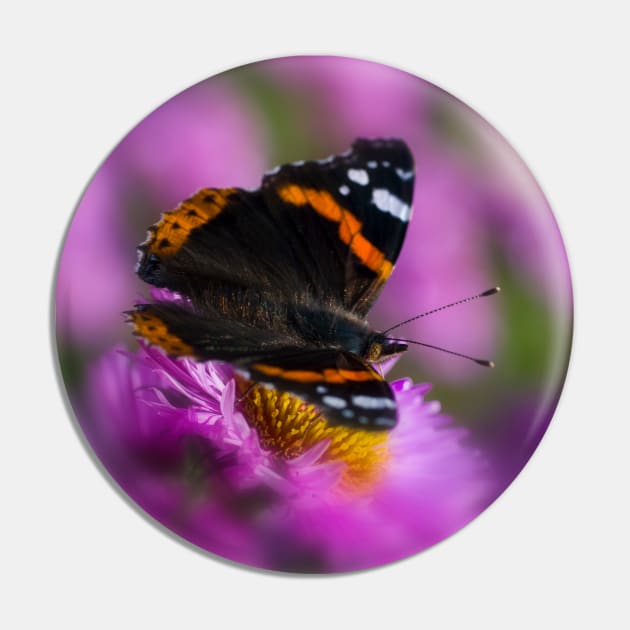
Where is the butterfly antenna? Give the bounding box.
[382,287,501,334]
[390,338,495,367]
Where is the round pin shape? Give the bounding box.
[55,55,572,573]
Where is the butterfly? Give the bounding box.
[127,138,415,430]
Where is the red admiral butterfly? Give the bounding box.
[128,138,415,430]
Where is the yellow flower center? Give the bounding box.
[238,380,390,490]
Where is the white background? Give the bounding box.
[1,1,628,628]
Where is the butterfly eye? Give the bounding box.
[366,341,383,362]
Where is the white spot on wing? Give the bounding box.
[395,168,414,181]
[339,185,350,196]
[367,160,378,169]
[382,160,390,167]
[347,168,369,185]
[342,409,354,418]
[265,165,281,175]
[316,385,328,394]
[322,395,347,409]
[371,189,411,222]
[352,395,397,410]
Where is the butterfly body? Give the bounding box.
[129,138,415,430]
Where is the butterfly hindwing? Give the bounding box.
[127,305,397,430]
[126,301,302,362]
[246,351,397,430]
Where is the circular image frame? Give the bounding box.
[55,55,573,573]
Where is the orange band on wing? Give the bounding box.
[144,188,236,257]
[277,185,393,281]
[253,363,380,384]
[128,310,195,356]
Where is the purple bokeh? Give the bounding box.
[55,55,573,572]
[56,79,266,348]
[84,344,490,573]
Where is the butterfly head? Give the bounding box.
[363,334,408,364]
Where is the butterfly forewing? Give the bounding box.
[261,138,414,315]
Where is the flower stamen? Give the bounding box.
[238,381,390,489]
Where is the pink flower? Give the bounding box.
[83,342,490,573]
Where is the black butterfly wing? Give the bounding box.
[126,300,304,362]
[246,350,397,430]
[135,138,414,316]
[135,187,311,308]
[261,137,415,316]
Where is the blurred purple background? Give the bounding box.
[55,56,572,571]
